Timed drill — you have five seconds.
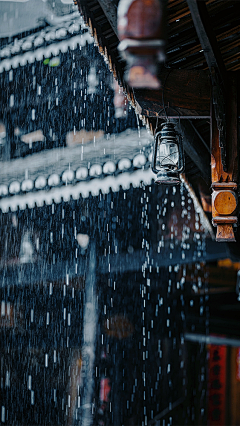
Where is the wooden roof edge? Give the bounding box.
[74,1,213,136]
[75,2,165,138]
[75,1,120,79]
[75,1,142,125]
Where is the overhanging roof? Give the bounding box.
[76,0,240,80]
[75,1,240,132]
[74,0,240,242]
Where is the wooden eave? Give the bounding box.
[75,0,240,244]
[75,0,240,141]
[75,0,240,77]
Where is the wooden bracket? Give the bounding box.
[211,73,238,242]
[212,182,237,242]
[133,69,210,118]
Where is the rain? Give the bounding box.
[0,1,240,426]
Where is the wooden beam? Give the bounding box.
[186,0,227,90]
[133,69,210,117]
[176,120,211,185]
[211,74,238,181]
[97,0,118,36]
[186,0,229,170]
[186,0,233,170]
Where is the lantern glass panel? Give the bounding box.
[158,140,179,170]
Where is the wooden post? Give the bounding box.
[211,73,238,242]
[229,347,240,425]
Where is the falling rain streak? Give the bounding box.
[0,1,228,426]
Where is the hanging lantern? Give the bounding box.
[152,122,184,184]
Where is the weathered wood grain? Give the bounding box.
[211,73,238,242]
[134,69,210,117]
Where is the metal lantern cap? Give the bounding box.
[160,121,177,137]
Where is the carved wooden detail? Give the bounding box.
[117,0,167,89]
[211,73,238,242]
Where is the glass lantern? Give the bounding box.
[152,122,184,184]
